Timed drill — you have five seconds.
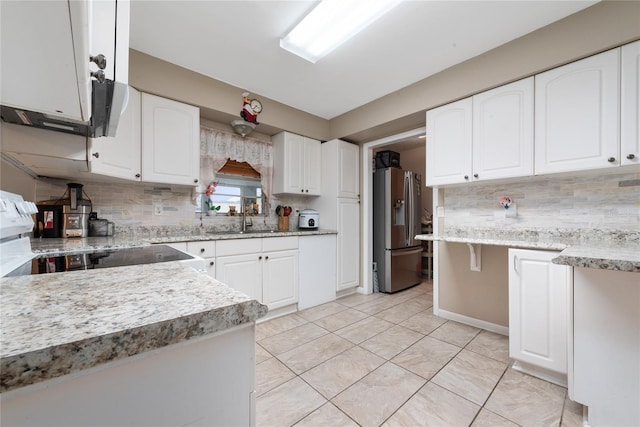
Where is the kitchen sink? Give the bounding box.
[206,229,277,235]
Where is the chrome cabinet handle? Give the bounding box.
[608,157,616,163]
[90,54,107,69]
[627,154,636,160]
[90,70,105,83]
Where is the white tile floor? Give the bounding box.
[255,281,583,427]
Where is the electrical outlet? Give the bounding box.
[154,204,163,216]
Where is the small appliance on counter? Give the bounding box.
[35,183,93,238]
[88,213,115,237]
[298,209,319,229]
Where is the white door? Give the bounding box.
[304,137,322,195]
[89,87,141,181]
[262,250,298,310]
[141,93,200,186]
[337,141,360,199]
[337,198,360,291]
[215,254,262,302]
[472,77,534,181]
[509,249,570,382]
[426,98,473,186]
[621,40,640,166]
[535,48,620,174]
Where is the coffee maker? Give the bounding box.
[36,183,92,238]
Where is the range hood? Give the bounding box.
[0,0,129,138]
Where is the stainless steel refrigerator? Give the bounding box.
[373,168,423,293]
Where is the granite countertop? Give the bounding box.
[30,229,337,255]
[0,262,268,393]
[416,227,640,273]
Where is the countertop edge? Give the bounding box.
[416,234,640,273]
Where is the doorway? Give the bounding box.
[360,127,431,294]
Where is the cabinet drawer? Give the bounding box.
[263,236,298,252]
[217,238,261,257]
[186,241,216,258]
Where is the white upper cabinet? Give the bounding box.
[472,77,534,181]
[89,87,141,181]
[535,48,620,174]
[141,93,200,186]
[272,132,322,195]
[426,79,533,187]
[320,139,360,199]
[0,0,128,122]
[426,98,473,186]
[621,40,640,166]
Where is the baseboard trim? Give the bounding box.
[435,308,509,336]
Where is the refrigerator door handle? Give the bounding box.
[404,174,410,246]
[391,247,423,257]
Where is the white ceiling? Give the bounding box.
[129,0,597,120]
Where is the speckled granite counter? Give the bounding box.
[30,229,337,254]
[416,227,640,273]
[0,262,268,392]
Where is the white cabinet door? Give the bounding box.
[299,235,337,310]
[509,249,571,385]
[535,48,620,174]
[337,198,360,291]
[304,137,322,195]
[572,268,640,427]
[337,141,360,199]
[472,78,534,181]
[273,132,321,195]
[426,98,473,186]
[88,87,141,181]
[215,253,262,302]
[262,250,298,310]
[621,40,640,166]
[141,93,200,186]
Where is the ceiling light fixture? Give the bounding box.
[230,119,256,137]
[280,0,402,63]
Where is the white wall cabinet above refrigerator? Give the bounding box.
[426,78,533,186]
[272,132,322,196]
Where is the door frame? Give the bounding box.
[360,127,425,294]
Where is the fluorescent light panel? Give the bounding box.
[281,0,402,63]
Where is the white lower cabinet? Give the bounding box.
[572,267,640,427]
[215,253,262,302]
[216,237,299,312]
[508,248,571,386]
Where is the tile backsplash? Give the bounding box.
[35,179,313,232]
[442,171,640,231]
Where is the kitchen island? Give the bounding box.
[1,260,268,426]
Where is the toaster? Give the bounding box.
[298,209,319,229]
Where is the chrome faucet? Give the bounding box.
[241,197,253,232]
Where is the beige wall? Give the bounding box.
[0,157,36,200]
[129,51,332,141]
[439,243,510,327]
[335,0,640,141]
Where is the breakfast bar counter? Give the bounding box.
[0,261,268,393]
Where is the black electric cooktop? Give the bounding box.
[7,245,193,277]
